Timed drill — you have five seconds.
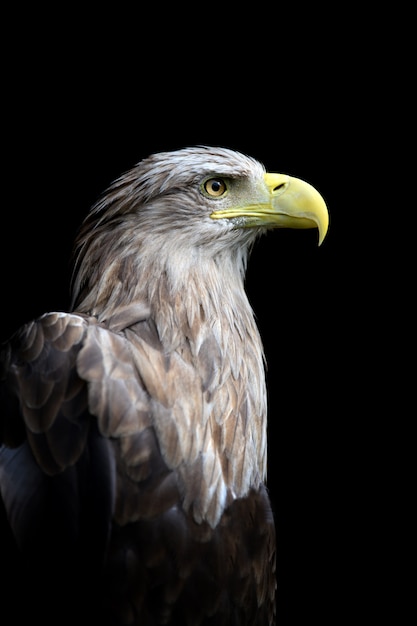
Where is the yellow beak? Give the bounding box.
[210,172,329,245]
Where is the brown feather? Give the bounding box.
[0,147,279,625]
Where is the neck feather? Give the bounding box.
[73,234,268,526]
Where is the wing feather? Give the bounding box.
[77,324,152,438]
[1,312,88,445]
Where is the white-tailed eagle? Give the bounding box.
[0,146,328,625]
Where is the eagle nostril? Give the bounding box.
[273,183,286,192]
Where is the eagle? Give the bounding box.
[0,146,328,625]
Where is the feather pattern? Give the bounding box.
[0,146,281,625]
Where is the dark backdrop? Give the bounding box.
[1,8,394,625]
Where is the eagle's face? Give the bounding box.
[119,145,328,249]
[71,146,328,313]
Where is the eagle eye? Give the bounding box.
[203,178,228,198]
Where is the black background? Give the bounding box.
[1,8,403,625]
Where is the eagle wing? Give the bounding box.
[0,308,276,625]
